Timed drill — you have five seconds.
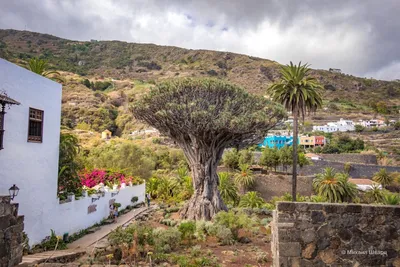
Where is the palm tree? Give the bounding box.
[268,62,322,201]
[313,167,357,203]
[27,58,64,83]
[218,172,239,205]
[373,168,393,188]
[239,191,265,208]
[234,164,255,194]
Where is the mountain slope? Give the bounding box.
[1,29,399,135]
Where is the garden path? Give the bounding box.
[19,205,154,266]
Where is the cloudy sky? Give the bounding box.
[1,0,399,80]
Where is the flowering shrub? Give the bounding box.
[80,169,143,188]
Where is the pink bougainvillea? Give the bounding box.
[79,169,142,188]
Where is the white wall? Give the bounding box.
[0,59,62,245]
[46,183,145,242]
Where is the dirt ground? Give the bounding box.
[71,208,273,267]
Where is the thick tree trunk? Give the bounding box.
[292,111,298,202]
[179,146,227,220]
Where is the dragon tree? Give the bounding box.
[132,78,285,220]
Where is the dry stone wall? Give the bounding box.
[0,196,24,267]
[272,201,400,267]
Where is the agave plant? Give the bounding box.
[234,164,255,193]
[383,192,400,205]
[313,167,357,203]
[373,168,393,188]
[239,191,265,208]
[218,172,239,205]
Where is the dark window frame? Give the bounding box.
[28,108,44,143]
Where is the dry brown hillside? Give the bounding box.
[1,29,399,135]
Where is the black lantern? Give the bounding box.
[8,184,19,200]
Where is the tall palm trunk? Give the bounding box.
[292,110,298,201]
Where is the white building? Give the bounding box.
[356,119,386,128]
[313,118,355,133]
[0,58,62,245]
[0,59,145,245]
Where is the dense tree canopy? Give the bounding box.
[133,78,285,219]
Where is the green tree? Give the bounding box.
[238,148,254,166]
[279,146,293,173]
[268,62,322,201]
[354,125,364,133]
[133,78,285,220]
[394,121,400,130]
[313,167,357,203]
[58,133,82,194]
[222,149,239,169]
[239,191,265,208]
[373,168,393,187]
[260,147,279,171]
[364,184,384,203]
[218,172,239,205]
[27,57,64,83]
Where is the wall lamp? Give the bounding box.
[9,184,19,200]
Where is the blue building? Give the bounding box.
[258,135,294,149]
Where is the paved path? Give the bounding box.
[20,205,154,266]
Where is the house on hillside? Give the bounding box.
[101,129,112,139]
[313,118,355,133]
[299,135,326,148]
[0,59,146,246]
[258,135,296,149]
[329,68,342,73]
[356,119,386,128]
[348,178,381,191]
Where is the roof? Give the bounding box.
[348,178,377,185]
[102,129,112,133]
[305,153,322,159]
[0,94,20,105]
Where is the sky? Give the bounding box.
[1,0,399,80]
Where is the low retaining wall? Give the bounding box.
[300,160,400,178]
[320,154,378,165]
[26,183,145,246]
[272,202,400,266]
[0,196,24,267]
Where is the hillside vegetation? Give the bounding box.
[1,29,400,136]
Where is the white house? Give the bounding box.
[313,118,355,133]
[0,58,62,244]
[0,59,145,245]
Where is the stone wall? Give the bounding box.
[320,153,378,165]
[272,202,400,267]
[300,160,400,178]
[0,196,24,267]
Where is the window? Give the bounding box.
[28,108,44,142]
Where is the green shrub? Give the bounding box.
[131,196,139,203]
[260,218,272,226]
[194,221,207,241]
[33,230,67,251]
[213,210,257,239]
[215,225,235,245]
[153,228,181,253]
[178,221,196,243]
[239,192,265,208]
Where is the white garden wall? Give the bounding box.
[44,183,145,243]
